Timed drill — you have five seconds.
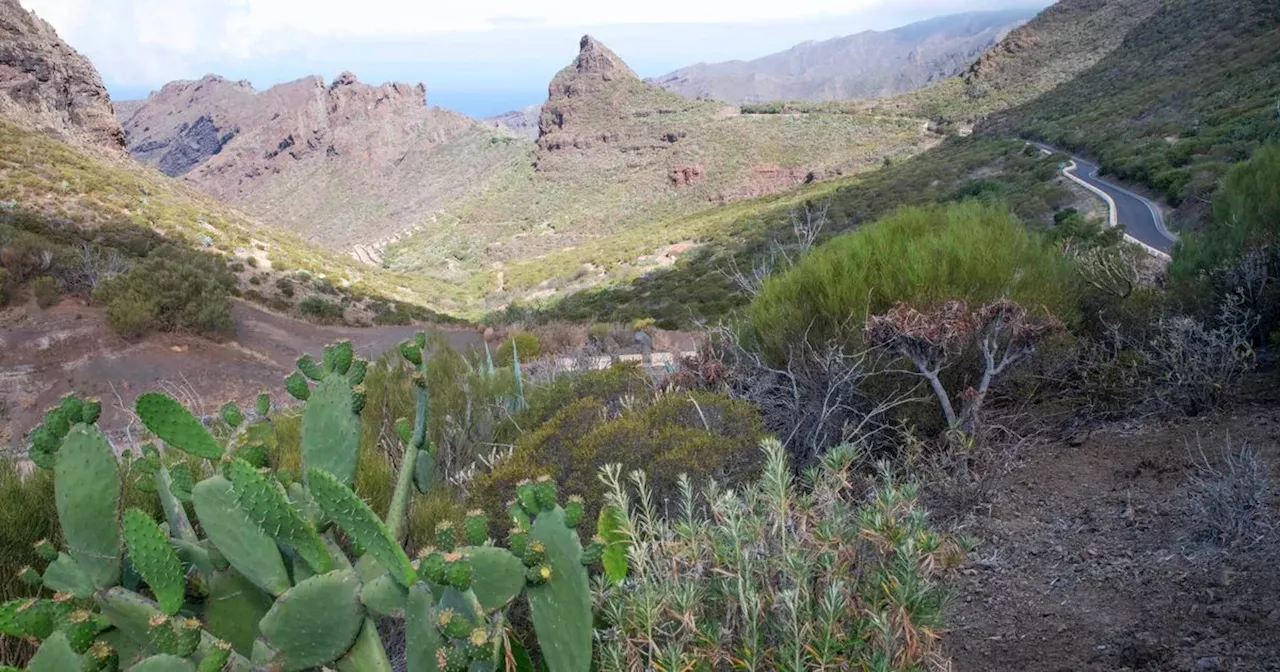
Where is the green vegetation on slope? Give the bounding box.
[501,136,1077,328]
[745,200,1077,361]
[986,0,1280,208]
[0,118,467,318]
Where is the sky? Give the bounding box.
[21,0,1050,118]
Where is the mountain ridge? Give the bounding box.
[651,9,1034,104]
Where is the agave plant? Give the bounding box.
[6,334,597,671]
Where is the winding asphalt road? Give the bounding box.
[1032,142,1178,255]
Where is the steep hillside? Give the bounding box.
[0,0,123,152]
[889,0,1163,122]
[986,0,1280,210]
[385,35,935,305]
[652,10,1032,104]
[0,116,475,314]
[118,73,520,248]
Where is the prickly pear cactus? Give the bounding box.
[14,339,607,672]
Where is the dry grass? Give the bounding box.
[1187,436,1274,548]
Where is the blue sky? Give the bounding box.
[22,0,1049,118]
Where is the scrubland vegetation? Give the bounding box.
[5,139,1277,669]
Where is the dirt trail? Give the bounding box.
[0,299,481,450]
[943,406,1280,671]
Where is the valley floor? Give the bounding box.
[0,299,481,448]
[941,401,1280,671]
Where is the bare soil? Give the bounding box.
[941,403,1280,671]
[0,298,482,450]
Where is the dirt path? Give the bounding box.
[942,407,1280,671]
[0,299,481,450]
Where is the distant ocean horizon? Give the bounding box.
[107,83,543,120]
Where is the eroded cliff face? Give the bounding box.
[0,0,124,152]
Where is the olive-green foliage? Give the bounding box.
[1047,208,1124,250]
[93,246,233,339]
[1171,144,1280,283]
[494,333,540,367]
[746,200,1077,362]
[469,389,765,533]
[595,440,965,671]
[990,0,1280,206]
[30,276,58,309]
[504,137,1073,329]
[0,267,9,306]
[297,296,342,323]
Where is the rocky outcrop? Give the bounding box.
[0,0,124,151]
[117,70,515,248]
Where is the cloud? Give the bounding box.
[486,15,547,26]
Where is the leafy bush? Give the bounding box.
[274,276,294,298]
[92,246,234,339]
[746,201,1077,362]
[297,296,343,322]
[0,267,9,306]
[494,332,541,367]
[595,440,965,670]
[469,390,765,532]
[1171,144,1280,284]
[30,275,59,308]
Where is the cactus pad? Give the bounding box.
[308,468,417,587]
[136,392,223,460]
[191,476,291,596]
[398,340,423,366]
[346,359,368,386]
[224,459,331,575]
[325,340,354,375]
[359,572,408,617]
[26,632,82,672]
[296,355,325,381]
[122,508,186,615]
[204,569,273,655]
[527,506,592,672]
[258,570,364,671]
[405,583,442,672]
[220,402,244,429]
[300,376,361,487]
[284,372,310,401]
[54,424,122,589]
[467,546,526,612]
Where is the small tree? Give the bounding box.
[866,298,1063,436]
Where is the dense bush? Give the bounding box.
[274,276,294,298]
[469,389,765,532]
[297,296,343,322]
[1171,144,1280,284]
[30,275,59,308]
[92,246,234,339]
[493,331,540,367]
[746,201,1077,362]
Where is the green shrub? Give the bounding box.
[0,267,9,305]
[1171,143,1280,282]
[746,201,1078,361]
[469,390,765,533]
[373,310,411,326]
[275,276,294,298]
[494,332,541,367]
[92,246,234,339]
[298,296,343,322]
[30,275,59,308]
[595,440,965,671]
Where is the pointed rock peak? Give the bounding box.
[571,35,637,79]
[332,71,360,88]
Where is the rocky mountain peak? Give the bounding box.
[573,35,638,80]
[0,0,124,152]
